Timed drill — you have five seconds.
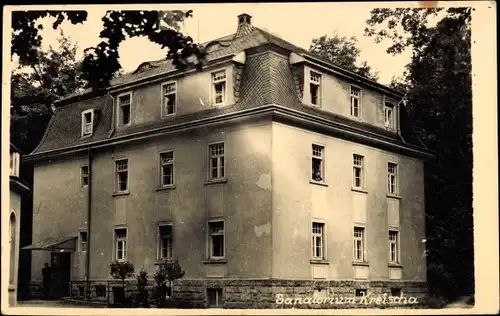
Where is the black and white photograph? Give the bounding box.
[2,1,497,314]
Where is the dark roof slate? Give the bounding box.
[29,24,424,158]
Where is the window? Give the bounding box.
[388,162,398,194]
[309,71,322,106]
[312,145,324,182]
[389,230,399,264]
[312,222,325,259]
[350,86,361,118]
[209,143,225,180]
[118,94,131,125]
[162,82,176,115]
[208,221,224,259]
[81,110,94,136]
[160,152,174,186]
[384,102,395,129]
[353,227,365,262]
[158,225,173,260]
[81,165,89,187]
[211,70,226,105]
[355,289,367,297]
[207,288,223,307]
[116,159,129,192]
[390,288,402,297]
[79,231,88,252]
[114,228,127,261]
[353,154,364,188]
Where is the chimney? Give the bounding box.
[236,13,253,37]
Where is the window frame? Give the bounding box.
[207,288,223,307]
[208,142,225,181]
[117,92,132,126]
[161,81,177,117]
[81,109,94,137]
[350,85,362,119]
[388,229,400,264]
[207,219,225,260]
[79,231,88,252]
[352,154,365,189]
[311,144,325,183]
[387,161,399,195]
[311,221,326,260]
[159,151,175,187]
[353,226,366,262]
[115,158,129,193]
[384,102,395,130]
[114,227,128,262]
[308,70,322,106]
[81,165,89,187]
[211,69,227,106]
[157,223,174,261]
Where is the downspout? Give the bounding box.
[86,146,93,299]
[397,94,407,144]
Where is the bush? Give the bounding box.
[109,261,135,306]
[154,260,185,307]
[134,269,150,308]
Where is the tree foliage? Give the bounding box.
[366,8,473,300]
[11,10,206,90]
[309,33,379,81]
[10,30,86,153]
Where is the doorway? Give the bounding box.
[51,252,71,298]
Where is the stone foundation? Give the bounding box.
[172,279,428,309]
[29,279,428,308]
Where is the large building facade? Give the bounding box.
[24,14,433,308]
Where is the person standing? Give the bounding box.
[42,263,51,300]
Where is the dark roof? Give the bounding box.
[28,23,426,159]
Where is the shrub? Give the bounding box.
[109,261,135,306]
[154,260,185,307]
[134,269,150,308]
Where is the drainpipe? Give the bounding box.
[86,146,93,299]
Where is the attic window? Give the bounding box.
[118,93,131,125]
[81,109,94,137]
[212,70,227,105]
[309,71,322,106]
[384,102,395,129]
[162,82,177,116]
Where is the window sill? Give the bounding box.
[154,259,175,265]
[310,259,329,265]
[203,259,227,264]
[388,263,403,268]
[112,191,130,197]
[205,178,227,185]
[310,180,328,187]
[351,187,368,194]
[387,194,402,200]
[80,134,93,140]
[352,261,370,267]
[155,185,176,191]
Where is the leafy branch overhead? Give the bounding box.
[11,10,207,90]
[309,33,379,81]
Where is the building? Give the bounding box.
[9,143,30,306]
[23,13,434,308]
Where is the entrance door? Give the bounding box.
[51,252,71,298]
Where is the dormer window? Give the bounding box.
[309,71,322,106]
[81,109,94,137]
[162,82,177,116]
[211,70,226,105]
[118,93,132,125]
[384,102,395,130]
[350,86,361,118]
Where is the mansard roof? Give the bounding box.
[26,18,431,161]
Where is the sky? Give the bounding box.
[30,3,417,85]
